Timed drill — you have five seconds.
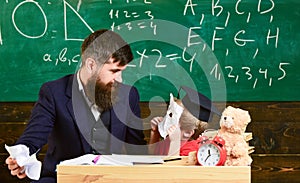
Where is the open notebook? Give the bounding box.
[59,154,165,166]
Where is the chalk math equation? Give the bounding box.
[1,0,292,91]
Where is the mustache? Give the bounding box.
[84,75,120,108]
[105,81,119,89]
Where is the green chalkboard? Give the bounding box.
[0,0,299,102]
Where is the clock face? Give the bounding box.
[197,143,221,166]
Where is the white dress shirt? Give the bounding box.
[77,72,101,121]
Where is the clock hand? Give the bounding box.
[205,149,211,162]
[204,154,211,162]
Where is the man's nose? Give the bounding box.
[115,72,122,83]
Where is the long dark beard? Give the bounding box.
[85,75,119,111]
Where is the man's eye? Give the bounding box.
[169,112,173,118]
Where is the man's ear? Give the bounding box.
[85,58,97,74]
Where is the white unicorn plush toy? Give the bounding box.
[158,93,184,139]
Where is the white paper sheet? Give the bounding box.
[5,144,41,180]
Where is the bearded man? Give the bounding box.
[5,29,147,183]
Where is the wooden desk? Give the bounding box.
[57,157,251,183]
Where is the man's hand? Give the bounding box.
[5,156,27,179]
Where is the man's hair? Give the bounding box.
[81,29,133,66]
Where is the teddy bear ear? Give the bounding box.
[178,86,221,122]
[245,111,251,123]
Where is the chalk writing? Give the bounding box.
[0,26,2,45]
[184,0,278,54]
[183,0,275,16]
[181,0,288,91]
[107,0,155,34]
[109,9,154,20]
[108,0,152,4]
[12,0,47,39]
[111,21,157,35]
[210,62,290,88]
[277,63,290,80]
[130,49,167,68]
[63,0,94,41]
[109,6,156,34]
[43,47,80,66]
[129,48,196,72]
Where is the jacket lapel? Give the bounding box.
[110,86,128,154]
[66,74,93,154]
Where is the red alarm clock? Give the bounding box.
[196,135,227,166]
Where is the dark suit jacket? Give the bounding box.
[16,74,147,183]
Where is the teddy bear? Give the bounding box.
[218,106,252,166]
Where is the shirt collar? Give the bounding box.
[77,71,84,92]
[77,71,93,107]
